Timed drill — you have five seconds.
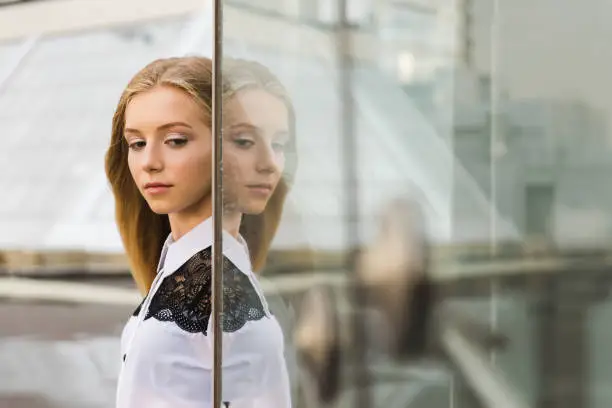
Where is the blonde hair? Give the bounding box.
[105,56,297,294]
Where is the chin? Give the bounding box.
[144,200,175,215]
[148,206,173,215]
[241,202,267,215]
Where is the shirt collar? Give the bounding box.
[162,217,252,276]
[157,233,174,274]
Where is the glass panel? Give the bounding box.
[6,0,612,406]
[220,1,459,407]
[450,0,612,407]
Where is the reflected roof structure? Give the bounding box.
[0,7,519,254]
[0,17,191,252]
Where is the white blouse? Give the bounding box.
[116,217,292,408]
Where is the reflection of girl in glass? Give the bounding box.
[105,56,296,408]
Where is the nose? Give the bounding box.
[255,143,281,174]
[142,143,164,173]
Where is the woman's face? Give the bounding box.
[124,86,212,216]
[223,88,290,215]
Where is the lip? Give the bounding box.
[247,184,274,195]
[144,182,172,194]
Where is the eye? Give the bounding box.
[167,138,188,147]
[127,140,146,151]
[233,135,255,149]
[272,141,287,152]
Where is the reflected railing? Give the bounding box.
[442,324,528,408]
[5,246,609,407]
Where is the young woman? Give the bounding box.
[105,56,296,408]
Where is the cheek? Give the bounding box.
[176,153,212,186]
[127,153,139,181]
[223,150,247,180]
[276,153,286,173]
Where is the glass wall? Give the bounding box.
[445,0,612,407]
[2,0,612,407]
[219,1,459,407]
[219,0,612,407]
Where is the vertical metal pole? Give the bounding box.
[336,1,369,407]
[211,0,224,406]
[450,375,456,408]
[488,0,500,365]
[462,0,473,68]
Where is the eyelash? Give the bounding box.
[167,137,188,147]
[127,141,145,151]
[233,137,287,152]
[234,138,254,148]
[272,142,287,152]
[127,136,188,151]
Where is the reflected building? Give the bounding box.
[451,0,612,250]
[452,68,612,248]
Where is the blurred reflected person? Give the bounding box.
[105,56,296,408]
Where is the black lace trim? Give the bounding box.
[132,298,145,317]
[143,247,267,335]
[222,256,268,333]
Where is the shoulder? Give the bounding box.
[143,248,212,334]
[222,260,269,332]
[144,248,268,335]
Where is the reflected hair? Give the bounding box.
[223,58,297,276]
[105,56,297,294]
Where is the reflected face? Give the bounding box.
[124,86,212,216]
[223,88,290,215]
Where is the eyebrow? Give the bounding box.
[229,122,290,137]
[124,121,193,134]
[228,122,257,130]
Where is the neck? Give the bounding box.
[168,202,243,241]
[222,210,243,238]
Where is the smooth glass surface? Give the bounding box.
[3,0,612,407]
[220,1,459,407]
